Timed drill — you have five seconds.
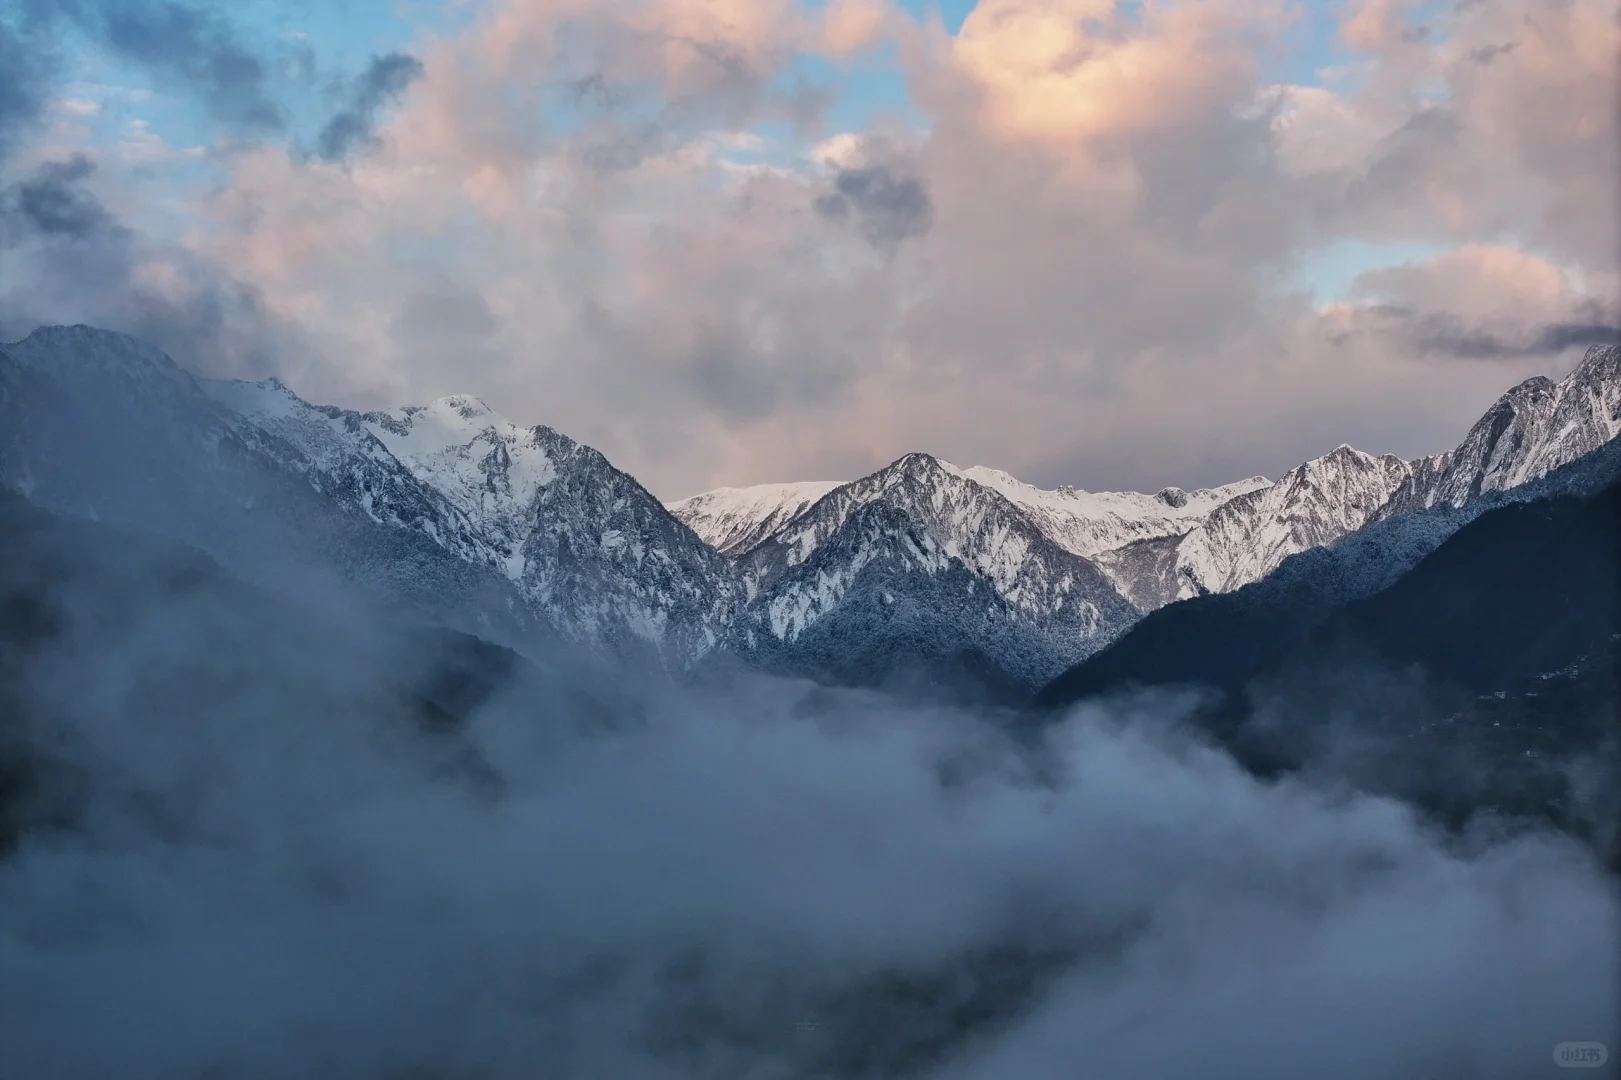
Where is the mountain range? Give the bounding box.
[2,324,1617,695]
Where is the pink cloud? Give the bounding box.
[9,0,1613,501]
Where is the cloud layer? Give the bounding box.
[0,0,1615,497]
[2,513,1616,1079]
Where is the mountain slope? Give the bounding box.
[1232,469,1621,863]
[1276,476,1621,693]
[7,324,1614,701]
[1035,447,1621,863]
[0,326,733,666]
[3,325,1135,691]
[1093,446,1419,609]
[1170,446,1417,594]
[1088,343,1621,612]
[1089,441,1419,606]
[727,453,1140,690]
[0,326,541,644]
[204,375,739,663]
[1035,434,1621,709]
[719,501,1071,700]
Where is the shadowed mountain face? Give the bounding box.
[1035,449,1621,867]
[1290,486,1621,693]
[0,325,550,648]
[1035,437,1621,707]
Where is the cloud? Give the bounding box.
[0,518,1615,1078]
[949,0,1286,143]
[0,151,311,391]
[74,0,286,133]
[0,154,136,315]
[814,165,934,247]
[1393,316,1619,360]
[1343,244,1621,359]
[391,286,501,343]
[0,16,59,163]
[316,52,426,162]
[3,153,114,237]
[0,0,1615,499]
[1537,323,1621,351]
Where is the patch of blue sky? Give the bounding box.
[235,0,479,153]
[1268,0,1348,88]
[1279,0,1461,92]
[231,0,470,70]
[708,47,920,173]
[894,0,980,33]
[39,37,219,183]
[1288,239,1453,303]
[36,0,468,167]
[784,48,920,133]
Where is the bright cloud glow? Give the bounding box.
[0,0,1615,499]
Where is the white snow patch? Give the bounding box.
[957,466,1270,557]
[669,480,843,555]
[363,396,558,576]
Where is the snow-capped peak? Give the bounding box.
[357,397,559,571]
[200,375,376,474]
[1569,341,1620,386]
[368,394,507,454]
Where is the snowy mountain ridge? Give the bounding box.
[1379,343,1621,518]
[3,324,1616,693]
[954,467,1272,558]
[668,481,843,556]
[738,452,1133,624]
[201,373,737,660]
[694,346,1620,617]
[1157,445,1421,601]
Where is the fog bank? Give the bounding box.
[0,514,1615,1080]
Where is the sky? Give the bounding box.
[0,0,1617,499]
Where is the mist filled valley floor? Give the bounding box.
[1,476,1618,1079]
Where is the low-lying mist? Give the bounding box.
[1,499,1616,1080]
